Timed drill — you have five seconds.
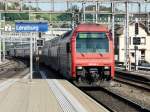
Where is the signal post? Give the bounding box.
[15,21,48,80]
[133,19,140,71]
[36,33,44,71]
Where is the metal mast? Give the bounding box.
[125,0,130,71]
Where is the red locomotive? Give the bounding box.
[41,24,115,83]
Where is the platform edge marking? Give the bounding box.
[40,71,88,112]
[53,79,88,112]
[0,79,18,92]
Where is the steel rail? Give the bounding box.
[79,86,150,112]
[114,77,150,92]
[115,75,150,86]
[0,61,15,69]
[115,71,150,82]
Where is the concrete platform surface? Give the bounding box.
[0,79,109,112]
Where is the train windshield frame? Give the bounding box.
[76,32,109,53]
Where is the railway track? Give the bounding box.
[115,71,150,83]
[42,66,150,112]
[74,70,150,112]
[114,77,150,92]
[114,71,150,92]
[79,85,150,112]
[0,61,15,70]
[41,65,150,112]
[0,59,28,79]
[26,63,150,112]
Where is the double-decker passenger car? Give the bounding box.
[9,43,31,59]
[41,24,115,83]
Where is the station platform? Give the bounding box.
[0,79,109,112]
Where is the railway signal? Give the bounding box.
[134,19,139,71]
[148,21,150,33]
[73,9,80,26]
[37,39,44,47]
[135,22,139,35]
[133,37,141,45]
[39,32,42,38]
[75,14,80,25]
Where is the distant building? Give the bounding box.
[115,22,150,64]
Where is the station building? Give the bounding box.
[115,22,150,64]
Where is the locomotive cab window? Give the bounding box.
[76,32,109,53]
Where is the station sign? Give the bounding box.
[15,22,48,32]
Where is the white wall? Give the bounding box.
[119,24,150,63]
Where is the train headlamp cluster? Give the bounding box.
[77,66,83,70]
[104,66,109,69]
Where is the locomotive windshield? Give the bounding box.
[76,32,109,53]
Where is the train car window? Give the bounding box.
[78,32,106,38]
[76,32,109,53]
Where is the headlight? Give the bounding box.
[104,67,109,69]
[77,66,83,69]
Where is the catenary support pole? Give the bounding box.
[0,32,1,64]
[82,2,85,22]
[96,1,99,23]
[2,37,5,62]
[30,36,33,80]
[34,36,36,52]
[125,1,130,71]
[93,7,95,23]
[0,12,1,63]
[111,1,115,43]
[135,18,139,71]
